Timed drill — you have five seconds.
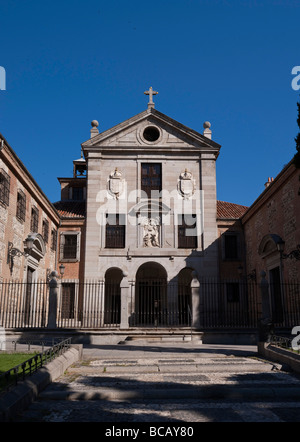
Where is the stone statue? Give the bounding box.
[141,217,160,247]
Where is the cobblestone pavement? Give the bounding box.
[14,341,300,423]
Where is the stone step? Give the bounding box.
[38,354,300,403]
[39,383,300,402]
[67,357,277,374]
[119,333,203,344]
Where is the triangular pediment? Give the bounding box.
[81,108,221,154]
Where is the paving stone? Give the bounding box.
[13,342,300,422]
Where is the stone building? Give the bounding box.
[242,153,300,323]
[0,133,60,282]
[53,91,248,328]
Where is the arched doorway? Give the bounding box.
[258,234,284,323]
[178,268,193,326]
[104,268,122,325]
[135,262,167,326]
[24,233,46,325]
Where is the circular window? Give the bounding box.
[143,126,160,142]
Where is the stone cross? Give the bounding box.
[144,86,158,109]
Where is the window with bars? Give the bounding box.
[51,229,57,251]
[42,219,49,243]
[105,214,126,248]
[62,234,77,259]
[61,283,75,319]
[30,207,39,232]
[59,231,80,261]
[178,214,198,249]
[16,190,26,222]
[0,169,10,206]
[141,163,162,198]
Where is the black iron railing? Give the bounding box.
[0,279,299,330]
[0,338,72,393]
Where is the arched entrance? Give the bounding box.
[104,268,122,325]
[258,234,284,323]
[24,233,46,325]
[135,262,167,326]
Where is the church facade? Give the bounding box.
[53,91,248,328]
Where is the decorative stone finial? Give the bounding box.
[90,120,99,138]
[203,121,212,139]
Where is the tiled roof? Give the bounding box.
[53,201,86,218]
[53,200,248,220]
[217,200,248,219]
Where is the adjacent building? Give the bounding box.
[0,134,60,282]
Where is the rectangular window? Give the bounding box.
[16,190,26,222]
[72,187,84,200]
[224,233,239,260]
[0,169,10,206]
[105,214,126,248]
[42,219,49,243]
[178,214,198,249]
[141,163,162,198]
[51,229,57,251]
[63,234,78,259]
[30,207,39,232]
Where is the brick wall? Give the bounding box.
[0,137,60,281]
[242,162,300,281]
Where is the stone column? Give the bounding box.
[47,271,58,329]
[120,272,130,330]
[191,272,200,329]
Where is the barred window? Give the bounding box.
[178,214,198,249]
[0,169,10,206]
[16,190,26,222]
[63,235,77,259]
[60,231,81,261]
[51,229,57,251]
[105,214,126,248]
[61,283,75,319]
[30,207,39,232]
[42,219,49,243]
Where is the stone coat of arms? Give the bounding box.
[108,168,125,199]
[178,169,195,199]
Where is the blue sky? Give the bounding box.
[0,0,299,207]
